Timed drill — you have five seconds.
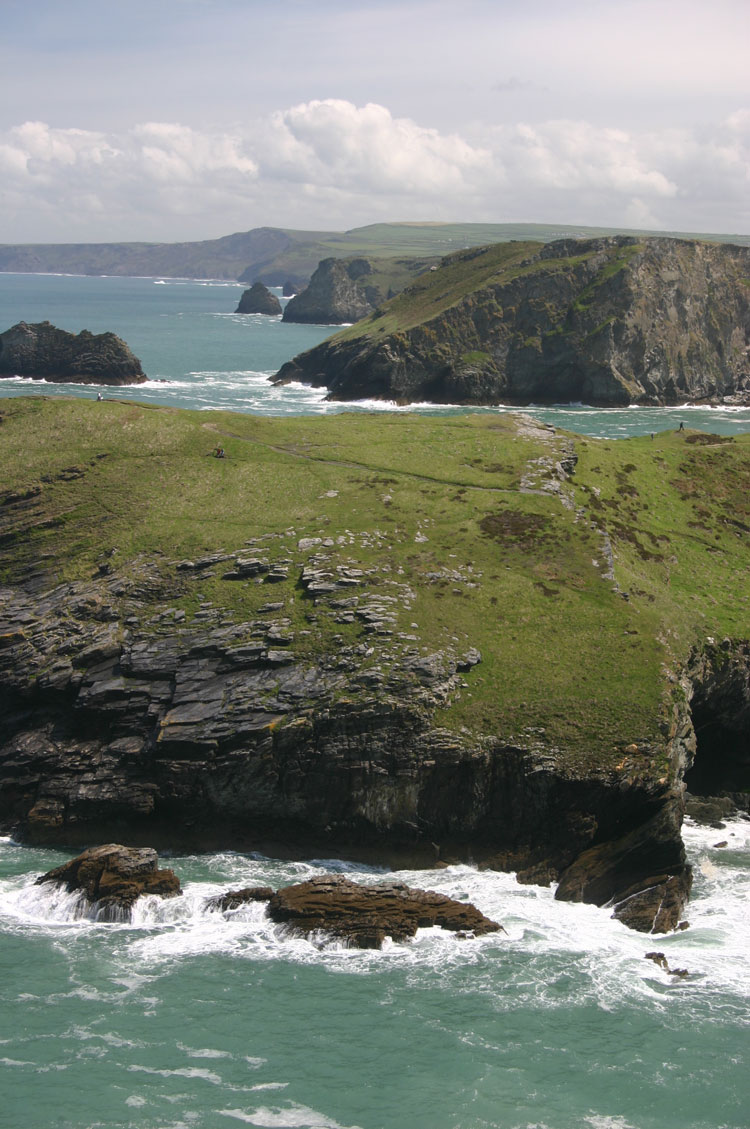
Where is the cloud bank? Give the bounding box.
[1,99,748,242]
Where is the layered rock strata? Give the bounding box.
[0,321,147,385]
[0,546,702,934]
[274,237,750,406]
[265,875,502,948]
[35,843,181,920]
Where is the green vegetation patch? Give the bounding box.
[1,397,748,770]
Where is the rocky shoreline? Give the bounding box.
[35,844,502,947]
[0,533,720,934]
[1,400,748,936]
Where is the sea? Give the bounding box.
[0,272,749,1129]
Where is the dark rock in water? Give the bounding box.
[206,886,274,911]
[610,871,693,933]
[555,804,693,933]
[282,281,296,298]
[266,874,503,948]
[0,321,147,385]
[685,794,739,827]
[645,951,689,977]
[235,283,282,315]
[35,844,181,919]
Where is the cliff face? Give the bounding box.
[283,258,376,324]
[0,554,694,932]
[1,400,749,933]
[0,321,147,385]
[274,237,750,406]
[282,256,435,325]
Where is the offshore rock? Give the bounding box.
[235,283,282,315]
[35,843,181,920]
[273,237,750,406]
[282,257,378,324]
[266,874,503,948]
[0,321,147,385]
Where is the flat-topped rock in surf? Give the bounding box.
[35,844,181,920]
[0,320,147,385]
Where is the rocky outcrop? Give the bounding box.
[266,875,502,948]
[3,401,747,936]
[235,283,282,315]
[282,258,380,324]
[0,552,698,932]
[0,321,147,385]
[274,237,750,406]
[35,843,181,919]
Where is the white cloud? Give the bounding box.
[261,100,493,195]
[0,101,748,242]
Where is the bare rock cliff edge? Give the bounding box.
[273,236,750,406]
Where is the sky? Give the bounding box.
[1,0,748,243]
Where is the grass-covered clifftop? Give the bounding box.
[275,237,750,406]
[1,397,747,926]
[1,396,747,764]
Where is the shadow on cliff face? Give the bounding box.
[685,641,750,811]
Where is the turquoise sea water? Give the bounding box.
[1,272,750,437]
[0,273,749,1129]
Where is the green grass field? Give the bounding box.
[1,396,747,770]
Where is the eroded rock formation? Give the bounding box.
[0,321,147,385]
[274,237,750,406]
[235,283,282,315]
[282,258,379,324]
[266,875,502,948]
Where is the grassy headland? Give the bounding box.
[1,396,748,772]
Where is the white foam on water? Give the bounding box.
[218,1104,362,1128]
[2,819,748,1024]
[128,1063,224,1085]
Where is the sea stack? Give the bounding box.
[235,283,282,315]
[0,321,147,385]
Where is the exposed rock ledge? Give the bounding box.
[0,557,715,934]
[35,843,181,920]
[0,321,147,385]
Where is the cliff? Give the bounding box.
[282,256,434,325]
[0,321,147,385]
[1,399,748,932]
[273,237,750,406]
[235,283,282,315]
